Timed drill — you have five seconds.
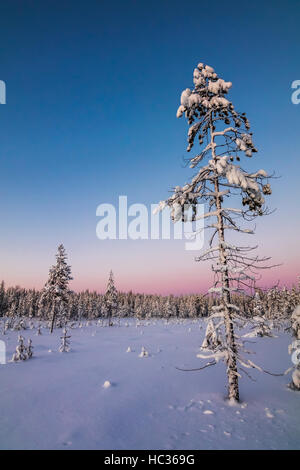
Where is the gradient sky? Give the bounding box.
[0,0,299,294]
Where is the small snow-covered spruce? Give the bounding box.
[59,327,71,353]
[13,318,27,331]
[3,319,9,335]
[104,271,118,327]
[243,292,274,338]
[243,316,274,338]
[39,244,73,333]
[287,345,300,391]
[287,305,300,391]
[27,339,33,359]
[201,318,222,350]
[12,335,27,361]
[139,346,149,357]
[19,318,27,330]
[291,305,300,340]
[290,369,300,391]
[156,62,276,402]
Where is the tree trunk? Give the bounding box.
[108,306,112,327]
[50,302,56,334]
[210,116,240,402]
[215,178,240,402]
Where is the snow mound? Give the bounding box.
[103,380,112,389]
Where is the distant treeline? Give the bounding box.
[0,280,299,321]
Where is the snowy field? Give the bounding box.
[0,318,299,450]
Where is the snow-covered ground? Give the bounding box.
[0,319,299,450]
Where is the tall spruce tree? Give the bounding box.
[104,271,118,326]
[40,244,73,333]
[156,62,273,402]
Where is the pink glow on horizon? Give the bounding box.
[0,224,299,295]
[4,262,297,296]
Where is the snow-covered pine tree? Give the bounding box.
[7,300,17,321]
[12,335,27,361]
[163,296,175,320]
[287,305,300,391]
[156,62,273,402]
[139,346,149,357]
[27,339,33,359]
[200,318,221,350]
[40,244,73,333]
[104,271,118,326]
[59,327,71,352]
[243,291,274,338]
[291,305,300,340]
[134,295,146,320]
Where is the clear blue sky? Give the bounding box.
[0,0,299,293]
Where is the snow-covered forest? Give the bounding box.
[1,278,300,324]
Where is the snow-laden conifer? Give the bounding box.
[156,62,275,402]
[59,327,71,353]
[27,338,33,359]
[139,346,149,357]
[39,244,73,333]
[200,318,221,350]
[243,292,274,338]
[12,335,27,361]
[291,305,300,340]
[104,271,118,326]
[288,305,300,390]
